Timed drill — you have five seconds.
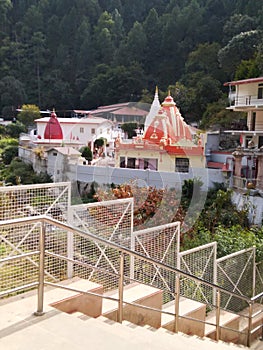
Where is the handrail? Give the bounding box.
[0,214,252,303]
[1,214,262,347]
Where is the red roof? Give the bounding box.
[224,77,263,86]
[207,161,224,169]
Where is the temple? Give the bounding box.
[115,90,205,172]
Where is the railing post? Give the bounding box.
[34,220,45,316]
[174,274,180,333]
[247,302,253,348]
[252,247,256,298]
[118,251,124,323]
[67,206,74,279]
[215,289,221,341]
[67,182,73,278]
[130,199,135,280]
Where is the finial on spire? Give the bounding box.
[155,86,158,94]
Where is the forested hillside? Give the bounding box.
[1,0,263,126]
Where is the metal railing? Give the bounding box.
[230,95,263,108]
[1,215,263,347]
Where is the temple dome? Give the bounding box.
[144,92,193,144]
[44,111,63,140]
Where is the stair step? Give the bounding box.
[237,303,263,345]
[205,309,240,343]
[1,290,245,350]
[162,297,206,337]
[49,278,103,317]
[102,282,163,328]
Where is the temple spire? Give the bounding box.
[144,86,161,132]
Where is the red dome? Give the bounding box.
[44,111,63,140]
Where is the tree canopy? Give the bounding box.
[1,1,263,127]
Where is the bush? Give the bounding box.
[80,146,92,162]
[0,138,18,148]
[3,158,51,185]
[6,122,27,138]
[1,145,18,165]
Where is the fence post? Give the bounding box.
[252,247,256,298]
[118,252,124,323]
[67,205,74,278]
[247,302,253,347]
[213,243,217,306]
[130,199,135,280]
[67,182,74,278]
[174,274,180,333]
[34,220,45,316]
[215,289,221,341]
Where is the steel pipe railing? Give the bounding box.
[0,215,262,347]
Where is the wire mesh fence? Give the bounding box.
[131,223,180,302]
[179,242,217,306]
[70,198,133,247]
[255,260,263,303]
[0,182,70,222]
[0,215,261,347]
[0,183,262,346]
[217,248,255,312]
[0,221,41,294]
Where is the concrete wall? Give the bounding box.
[19,145,226,190]
[76,165,225,190]
[19,146,47,173]
[232,191,263,225]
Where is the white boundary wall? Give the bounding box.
[76,165,225,190]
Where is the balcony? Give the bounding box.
[228,95,263,109]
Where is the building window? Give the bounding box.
[258,84,263,99]
[144,158,158,170]
[251,112,256,131]
[53,152,57,156]
[127,158,136,169]
[175,158,189,173]
[80,127,84,133]
[120,157,125,168]
[91,128,95,134]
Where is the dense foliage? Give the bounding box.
[1,1,263,128]
[92,179,263,261]
[0,122,52,185]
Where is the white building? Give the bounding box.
[46,147,83,182]
[34,112,114,151]
[18,111,117,179]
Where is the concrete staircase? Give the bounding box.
[1,278,262,349]
[161,297,206,337]
[47,278,262,347]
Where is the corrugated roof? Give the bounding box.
[112,107,147,116]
